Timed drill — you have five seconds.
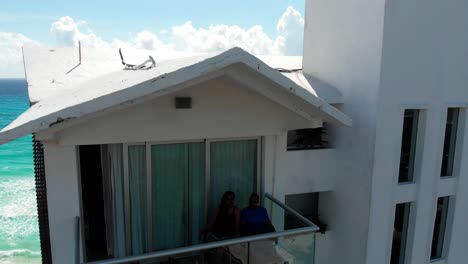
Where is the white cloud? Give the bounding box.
[276,6,305,55]
[168,22,283,55]
[0,6,305,78]
[50,16,108,48]
[0,32,40,78]
[165,6,304,55]
[133,30,176,54]
[49,6,304,56]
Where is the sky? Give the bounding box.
[0,0,306,78]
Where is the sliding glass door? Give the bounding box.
[124,138,259,254]
[209,140,258,217]
[150,142,205,251]
[151,144,188,251]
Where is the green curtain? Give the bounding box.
[129,140,256,252]
[209,140,257,218]
[188,143,205,245]
[151,143,206,250]
[109,144,125,257]
[128,145,147,255]
[151,144,187,251]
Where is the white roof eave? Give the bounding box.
[0,47,351,145]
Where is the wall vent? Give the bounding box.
[175,97,192,109]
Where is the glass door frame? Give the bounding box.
[122,137,262,254]
[205,137,263,222]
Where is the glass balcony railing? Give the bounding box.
[82,193,319,264]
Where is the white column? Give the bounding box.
[44,143,81,263]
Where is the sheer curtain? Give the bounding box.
[100,140,257,256]
[109,144,126,257]
[100,144,126,258]
[100,145,114,256]
[128,145,147,255]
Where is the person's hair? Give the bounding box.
[219,191,235,211]
[249,193,259,203]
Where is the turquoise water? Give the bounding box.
[0,79,41,264]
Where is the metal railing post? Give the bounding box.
[75,216,80,264]
[247,242,250,264]
[264,193,317,227]
[84,226,317,264]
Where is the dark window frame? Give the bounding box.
[440,108,460,177]
[430,196,452,260]
[390,202,412,264]
[398,109,420,183]
[287,124,329,151]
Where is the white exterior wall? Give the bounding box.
[368,0,468,263]
[50,78,314,146]
[40,77,338,262]
[284,149,337,193]
[303,0,387,264]
[303,0,468,264]
[43,143,81,264]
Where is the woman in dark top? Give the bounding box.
[203,191,240,240]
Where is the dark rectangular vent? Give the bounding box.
[175,97,192,109]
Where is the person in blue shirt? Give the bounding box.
[241,193,275,236]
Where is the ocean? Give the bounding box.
[0,79,41,264]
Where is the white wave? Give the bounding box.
[0,249,41,257]
[0,249,41,264]
[0,177,37,218]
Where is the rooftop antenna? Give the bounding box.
[66,41,82,74]
[119,48,156,70]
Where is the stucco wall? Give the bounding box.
[43,143,81,263]
[284,149,337,193]
[367,0,468,263]
[303,0,468,263]
[52,77,317,146]
[302,0,387,263]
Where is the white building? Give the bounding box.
[0,0,467,264]
[303,0,468,263]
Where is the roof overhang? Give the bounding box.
[0,47,351,145]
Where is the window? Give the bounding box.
[390,202,411,264]
[124,139,259,253]
[441,108,460,177]
[83,140,260,257]
[398,110,420,183]
[287,124,328,151]
[431,196,451,260]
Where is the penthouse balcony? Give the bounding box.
[78,193,319,264]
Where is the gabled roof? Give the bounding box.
[255,56,343,104]
[0,47,351,144]
[23,45,344,104]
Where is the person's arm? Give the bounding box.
[234,207,241,237]
[201,208,219,237]
[209,208,220,228]
[263,207,276,233]
[240,208,247,237]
